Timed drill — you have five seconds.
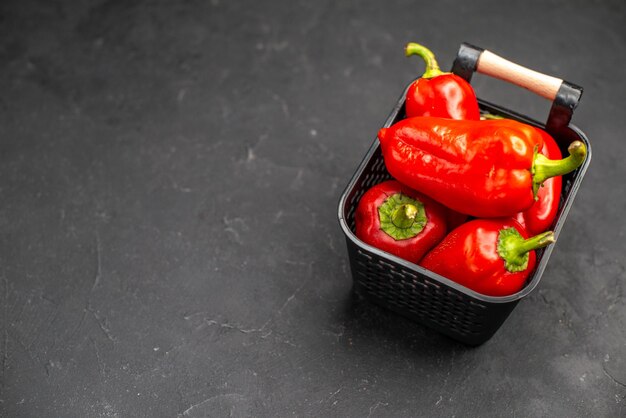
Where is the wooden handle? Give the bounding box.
[476,50,563,101]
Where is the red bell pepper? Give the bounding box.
[514,127,563,235]
[443,208,469,232]
[482,114,565,235]
[419,218,555,296]
[378,117,586,218]
[404,42,480,120]
[355,180,448,264]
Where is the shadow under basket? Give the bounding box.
[337,43,592,346]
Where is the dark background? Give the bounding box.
[1,0,625,417]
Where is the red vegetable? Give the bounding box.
[419,218,555,296]
[378,116,586,218]
[514,127,563,235]
[404,42,480,120]
[355,180,448,264]
[443,208,469,232]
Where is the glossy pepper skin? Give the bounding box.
[419,219,555,297]
[514,127,563,235]
[355,180,448,264]
[404,43,480,120]
[443,208,469,232]
[378,117,587,218]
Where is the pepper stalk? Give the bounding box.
[378,193,428,240]
[532,140,586,197]
[405,42,451,79]
[497,228,555,272]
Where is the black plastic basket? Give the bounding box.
[337,43,592,346]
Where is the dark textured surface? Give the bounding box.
[1,0,625,417]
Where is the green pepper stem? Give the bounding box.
[480,113,504,120]
[391,204,418,229]
[498,228,555,273]
[533,141,587,194]
[378,193,428,241]
[404,42,447,79]
[511,231,555,258]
